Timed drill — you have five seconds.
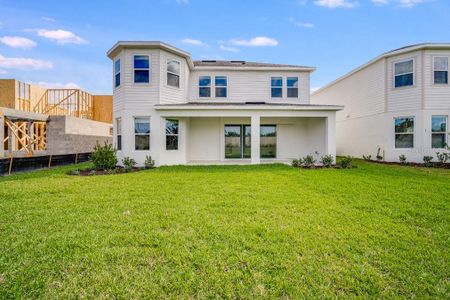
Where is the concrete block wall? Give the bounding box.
[46,116,112,155]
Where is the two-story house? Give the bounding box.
[312,43,450,163]
[107,41,342,166]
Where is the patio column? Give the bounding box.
[251,115,260,164]
[0,113,4,157]
[326,114,336,158]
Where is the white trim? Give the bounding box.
[113,58,121,89]
[198,75,212,99]
[133,116,151,151]
[287,76,299,99]
[166,58,181,89]
[132,54,151,85]
[432,56,449,86]
[431,115,448,149]
[214,75,228,99]
[270,76,283,99]
[394,116,415,149]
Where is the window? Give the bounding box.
[271,77,282,97]
[224,125,251,159]
[134,55,150,83]
[199,76,211,97]
[167,59,180,88]
[394,59,414,88]
[166,119,179,150]
[260,125,276,158]
[431,116,447,148]
[394,117,414,148]
[114,59,121,88]
[116,117,122,151]
[287,77,299,98]
[434,57,448,84]
[215,76,227,98]
[134,117,150,150]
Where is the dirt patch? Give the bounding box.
[364,160,450,169]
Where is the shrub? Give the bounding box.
[90,142,117,170]
[362,155,372,161]
[320,154,334,168]
[122,157,137,170]
[399,154,407,164]
[423,156,433,167]
[144,155,155,169]
[301,155,316,168]
[435,152,449,164]
[339,156,354,169]
[291,159,300,168]
[376,147,383,161]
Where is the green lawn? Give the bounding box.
[0,161,449,298]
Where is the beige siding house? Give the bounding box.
[108,41,342,166]
[312,43,450,163]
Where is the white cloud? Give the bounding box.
[371,0,389,4]
[32,81,80,89]
[311,86,321,93]
[41,16,56,22]
[219,44,240,52]
[181,38,206,46]
[27,29,88,45]
[0,69,8,74]
[314,0,358,8]
[371,0,430,7]
[199,54,224,60]
[230,36,278,47]
[0,54,53,70]
[288,18,315,28]
[0,36,36,49]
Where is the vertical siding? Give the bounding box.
[311,59,386,120]
[188,70,310,104]
[386,51,422,112]
[423,50,450,110]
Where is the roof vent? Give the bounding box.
[231,60,246,64]
[201,60,217,63]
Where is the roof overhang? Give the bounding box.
[193,66,316,72]
[107,41,195,69]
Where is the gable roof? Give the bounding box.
[313,43,450,95]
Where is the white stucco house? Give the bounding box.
[107,41,342,166]
[312,43,450,163]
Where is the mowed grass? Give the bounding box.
[0,161,449,299]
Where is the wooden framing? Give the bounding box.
[33,89,94,119]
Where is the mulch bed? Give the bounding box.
[67,167,149,176]
[364,160,450,169]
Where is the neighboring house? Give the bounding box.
[312,43,450,163]
[107,41,342,166]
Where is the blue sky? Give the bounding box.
[0,0,449,94]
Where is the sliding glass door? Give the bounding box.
[225,125,251,159]
[260,125,276,158]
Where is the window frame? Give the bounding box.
[287,76,299,98]
[116,117,122,151]
[198,75,212,98]
[215,75,228,98]
[166,58,181,88]
[393,58,415,89]
[394,116,415,149]
[431,115,448,149]
[114,58,121,88]
[165,119,179,151]
[134,116,150,151]
[133,55,150,84]
[432,56,449,85]
[260,124,277,158]
[271,76,283,98]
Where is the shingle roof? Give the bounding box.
[193,60,313,69]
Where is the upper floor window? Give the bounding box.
[394,117,414,148]
[433,57,448,85]
[271,77,283,98]
[167,59,180,88]
[166,119,179,150]
[116,117,122,151]
[199,76,211,97]
[114,59,121,88]
[394,59,414,88]
[431,116,447,148]
[134,117,150,150]
[287,77,299,98]
[134,55,150,83]
[215,76,227,98]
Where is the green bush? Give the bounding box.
[362,155,372,161]
[435,152,448,164]
[320,154,334,168]
[90,142,117,170]
[291,159,300,168]
[122,157,137,170]
[339,156,354,169]
[144,155,155,169]
[301,155,316,168]
[399,154,407,164]
[423,156,433,167]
